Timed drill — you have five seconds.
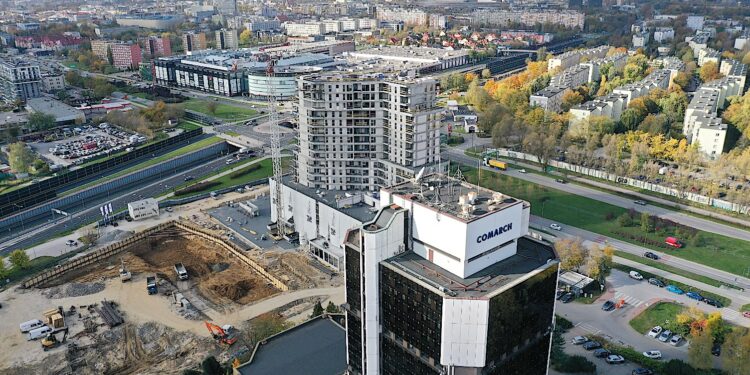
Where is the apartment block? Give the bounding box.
[145,36,171,57]
[697,47,721,67]
[687,15,705,30]
[529,85,567,113]
[41,73,65,93]
[182,32,207,53]
[296,73,442,191]
[632,32,650,48]
[547,45,609,72]
[653,27,675,43]
[91,39,110,61]
[216,29,239,50]
[0,59,42,103]
[244,17,281,32]
[285,22,326,37]
[687,34,710,56]
[550,64,590,89]
[472,9,585,30]
[580,52,627,83]
[110,43,142,70]
[376,7,429,26]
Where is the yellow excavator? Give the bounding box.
[41,328,69,351]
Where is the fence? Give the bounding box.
[0,128,204,218]
[23,220,289,292]
[485,148,750,216]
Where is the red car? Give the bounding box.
[665,237,683,248]
[743,311,750,319]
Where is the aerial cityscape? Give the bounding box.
[0,0,749,374]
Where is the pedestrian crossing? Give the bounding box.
[613,292,644,308]
[722,308,740,320]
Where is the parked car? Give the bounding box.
[606,354,625,364]
[665,237,683,248]
[571,336,589,345]
[686,291,704,301]
[669,335,683,346]
[703,298,723,308]
[743,311,750,319]
[632,368,655,375]
[666,285,685,295]
[643,350,662,359]
[634,200,647,205]
[65,239,78,246]
[602,300,616,311]
[648,278,666,287]
[658,330,673,342]
[593,348,611,358]
[550,223,562,231]
[583,341,602,350]
[629,271,644,280]
[560,292,574,303]
[647,326,663,338]
[644,252,659,260]
[556,290,567,300]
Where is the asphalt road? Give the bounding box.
[444,148,750,243]
[1,151,235,254]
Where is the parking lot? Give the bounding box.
[28,124,145,167]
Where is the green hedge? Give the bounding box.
[174,180,221,196]
[612,263,731,307]
[229,163,261,179]
[553,355,597,374]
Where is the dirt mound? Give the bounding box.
[210,280,253,301]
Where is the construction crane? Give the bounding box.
[205,321,237,346]
[267,58,286,239]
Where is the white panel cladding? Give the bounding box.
[464,203,523,259]
[440,298,489,367]
[318,203,364,248]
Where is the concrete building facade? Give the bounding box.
[0,59,42,103]
[216,29,239,50]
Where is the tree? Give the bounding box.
[640,212,653,233]
[466,80,491,111]
[7,142,35,173]
[554,238,588,271]
[699,61,721,82]
[659,91,689,123]
[620,108,644,131]
[560,89,584,112]
[662,359,697,375]
[239,29,252,46]
[8,249,30,270]
[639,114,670,134]
[56,90,70,102]
[481,68,491,79]
[325,301,339,314]
[27,112,56,131]
[206,101,218,115]
[723,329,750,375]
[0,258,7,279]
[688,326,714,370]
[311,301,324,318]
[200,356,224,375]
[672,72,690,89]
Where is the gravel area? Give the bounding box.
[42,282,106,299]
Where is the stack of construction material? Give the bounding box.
[96,301,124,328]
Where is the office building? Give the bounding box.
[110,43,142,70]
[343,174,559,375]
[182,32,208,53]
[145,36,172,58]
[154,55,243,97]
[216,29,239,50]
[0,59,42,103]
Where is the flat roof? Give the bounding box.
[384,236,557,298]
[26,98,83,121]
[236,317,346,375]
[282,175,379,223]
[383,173,526,222]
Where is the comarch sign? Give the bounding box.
[476,223,513,243]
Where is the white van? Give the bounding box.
[19,319,44,333]
[629,271,644,280]
[27,325,52,340]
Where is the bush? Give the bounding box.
[605,212,615,221]
[174,181,221,196]
[229,163,261,179]
[617,213,634,226]
[554,355,597,373]
[555,315,574,332]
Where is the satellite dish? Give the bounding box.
[415,167,425,182]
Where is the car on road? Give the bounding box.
[669,335,683,346]
[629,271,644,280]
[555,179,568,183]
[642,350,662,359]
[518,169,527,173]
[658,330,673,342]
[560,292,574,303]
[606,354,625,364]
[686,291,704,301]
[712,343,721,356]
[571,336,589,345]
[65,239,78,246]
[602,300,615,311]
[632,369,654,375]
[647,326,663,338]
[666,285,684,295]
[550,223,562,231]
[703,298,723,308]
[634,200,647,205]
[644,252,659,260]
[648,278,666,287]
[593,348,611,358]
[184,176,194,181]
[583,341,602,350]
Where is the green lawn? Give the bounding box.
[65,136,223,195]
[629,302,685,334]
[614,251,741,289]
[182,99,258,121]
[742,304,750,312]
[177,121,202,131]
[175,158,278,197]
[456,164,750,276]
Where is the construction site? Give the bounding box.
[0,211,343,375]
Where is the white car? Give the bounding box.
[658,330,673,342]
[647,326,663,338]
[643,350,662,359]
[669,335,683,346]
[550,223,562,231]
[605,354,625,364]
[629,271,644,280]
[518,169,527,173]
[571,336,589,345]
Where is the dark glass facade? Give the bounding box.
[484,264,558,375]
[345,245,363,374]
[381,335,441,375]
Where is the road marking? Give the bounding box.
[722,308,740,320]
[575,322,601,334]
[614,292,644,307]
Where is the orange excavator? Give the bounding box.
[205,321,237,346]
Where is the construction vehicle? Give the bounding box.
[205,321,237,346]
[483,158,507,170]
[174,263,188,280]
[41,328,69,351]
[119,259,131,282]
[146,276,158,295]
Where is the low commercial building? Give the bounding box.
[347,46,469,75]
[262,40,354,56]
[128,198,159,220]
[0,59,42,103]
[25,97,85,125]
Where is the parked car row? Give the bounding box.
[574,336,655,374]
[647,326,683,346]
